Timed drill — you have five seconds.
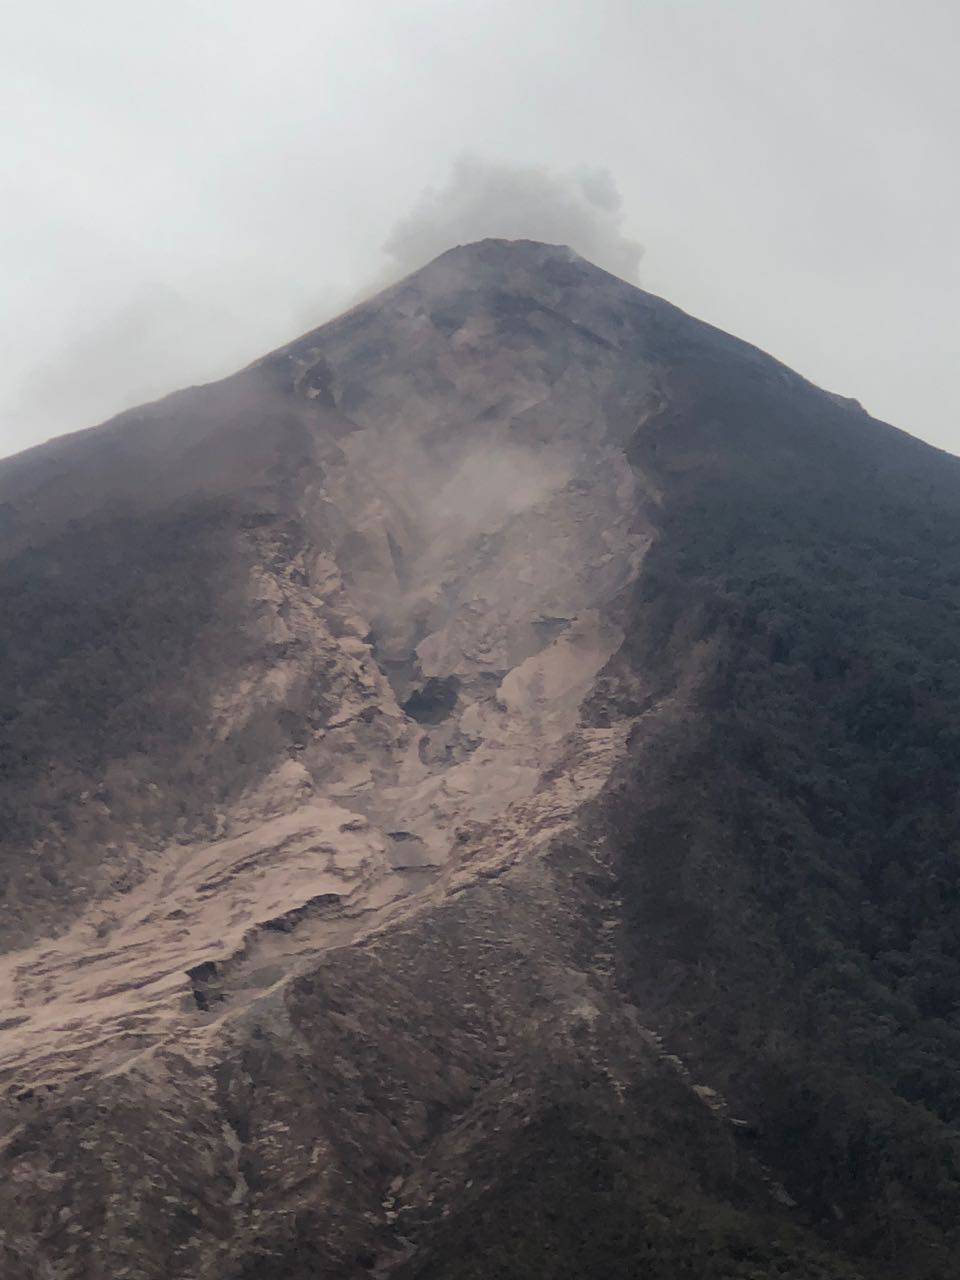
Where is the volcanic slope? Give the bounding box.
[2,240,960,1278]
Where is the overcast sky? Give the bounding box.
[2,1,957,460]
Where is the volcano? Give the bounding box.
[2,240,960,1278]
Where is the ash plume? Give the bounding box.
[384,155,644,282]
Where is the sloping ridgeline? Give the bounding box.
[397,290,960,1279]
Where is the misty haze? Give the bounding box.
[2,6,960,1280]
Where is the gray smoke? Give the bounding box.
[384,156,643,282]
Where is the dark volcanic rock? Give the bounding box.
[1,240,960,1278]
[402,676,460,723]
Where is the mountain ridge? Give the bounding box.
[1,240,960,1278]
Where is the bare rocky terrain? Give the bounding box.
[2,240,960,1277]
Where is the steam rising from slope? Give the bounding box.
[384,155,644,281]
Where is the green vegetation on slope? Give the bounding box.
[401,1073,864,1280]
[617,341,960,1276]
